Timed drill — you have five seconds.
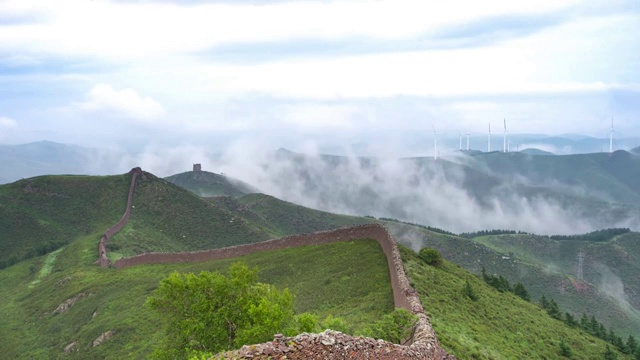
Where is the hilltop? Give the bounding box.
[164,169,257,197]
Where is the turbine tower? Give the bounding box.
[609,117,614,155]
[577,251,585,281]
[503,118,508,153]
[433,124,438,160]
[488,123,491,152]
[459,132,463,151]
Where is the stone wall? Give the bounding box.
[96,167,142,268]
[114,223,453,359]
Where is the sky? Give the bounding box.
[0,0,639,151]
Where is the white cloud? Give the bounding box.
[77,84,165,121]
[0,116,18,128]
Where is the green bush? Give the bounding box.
[418,248,442,267]
[363,308,418,344]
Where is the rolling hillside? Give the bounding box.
[0,170,636,359]
[107,172,370,260]
[384,220,640,337]
[0,174,131,268]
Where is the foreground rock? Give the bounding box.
[218,330,455,359]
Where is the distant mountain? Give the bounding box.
[165,170,258,198]
[632,146,640,155]
[240,149,640,234]
[0,141,93,183]
[520,148,555,156]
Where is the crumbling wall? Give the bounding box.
[113,224,453,359]
[96,167,142,268]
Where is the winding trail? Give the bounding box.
[97,168,453,359]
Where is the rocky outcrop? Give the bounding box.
[92,330,116,347]
[53,292,87,315]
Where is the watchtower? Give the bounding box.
[193,163,202,172]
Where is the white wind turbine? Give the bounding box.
[459,132,463,151]
[609,117,614,154]
[433,124,438,160]
[503,118,508,153]
[488,123,491,152]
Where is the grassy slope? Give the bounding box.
[0,174,130,266]
[474,232,640,333]
[164,170,257,198]
[0,237,393,359]
[399,246,630,359]
[109,174,371,259]
[385,221,640,337]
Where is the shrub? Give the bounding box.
[418,248,442,267]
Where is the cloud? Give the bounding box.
[0,116,18,128]
[76,84,165,121]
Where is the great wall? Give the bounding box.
[98,168,454,359]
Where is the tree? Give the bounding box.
[364,308,418,344]
[540,295,550,310]
[625,335,638,355]
[462,280,479,301]
[564,312,578,328]
[559,339,573,358]
[604,345,618,360]
[146,263,296,358]
[547,299,562,320]
[418,248,442,267]
[514,282,530,301]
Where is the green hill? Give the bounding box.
[107,173,370,260]
[164,170,257,198]
[399,246,630,359]
[0,236,393,359]
[384,220,640,337]
[0,171,635,359]
[0,174,131,268]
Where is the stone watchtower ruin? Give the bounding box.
[193,163,202,172]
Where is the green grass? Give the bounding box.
[0,238,393,359]
[0,174,131,267]
[385,221,640,337]
[109,174,371,259]
[399,245,631,359]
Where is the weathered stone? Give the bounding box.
[53,293,87,314]
[63,341,78,353]
[92,330,115,347]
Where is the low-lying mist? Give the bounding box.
[97,139,640,235]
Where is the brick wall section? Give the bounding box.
[96,167,142,268]
[113,224,454,359]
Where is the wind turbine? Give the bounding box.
[503,118,508,153]
[466,132,470,151]
[508,140,512,153]
[432,124,438,160]
[609,117,614,155]
[459,132,463,151]
[488,123,491,152]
